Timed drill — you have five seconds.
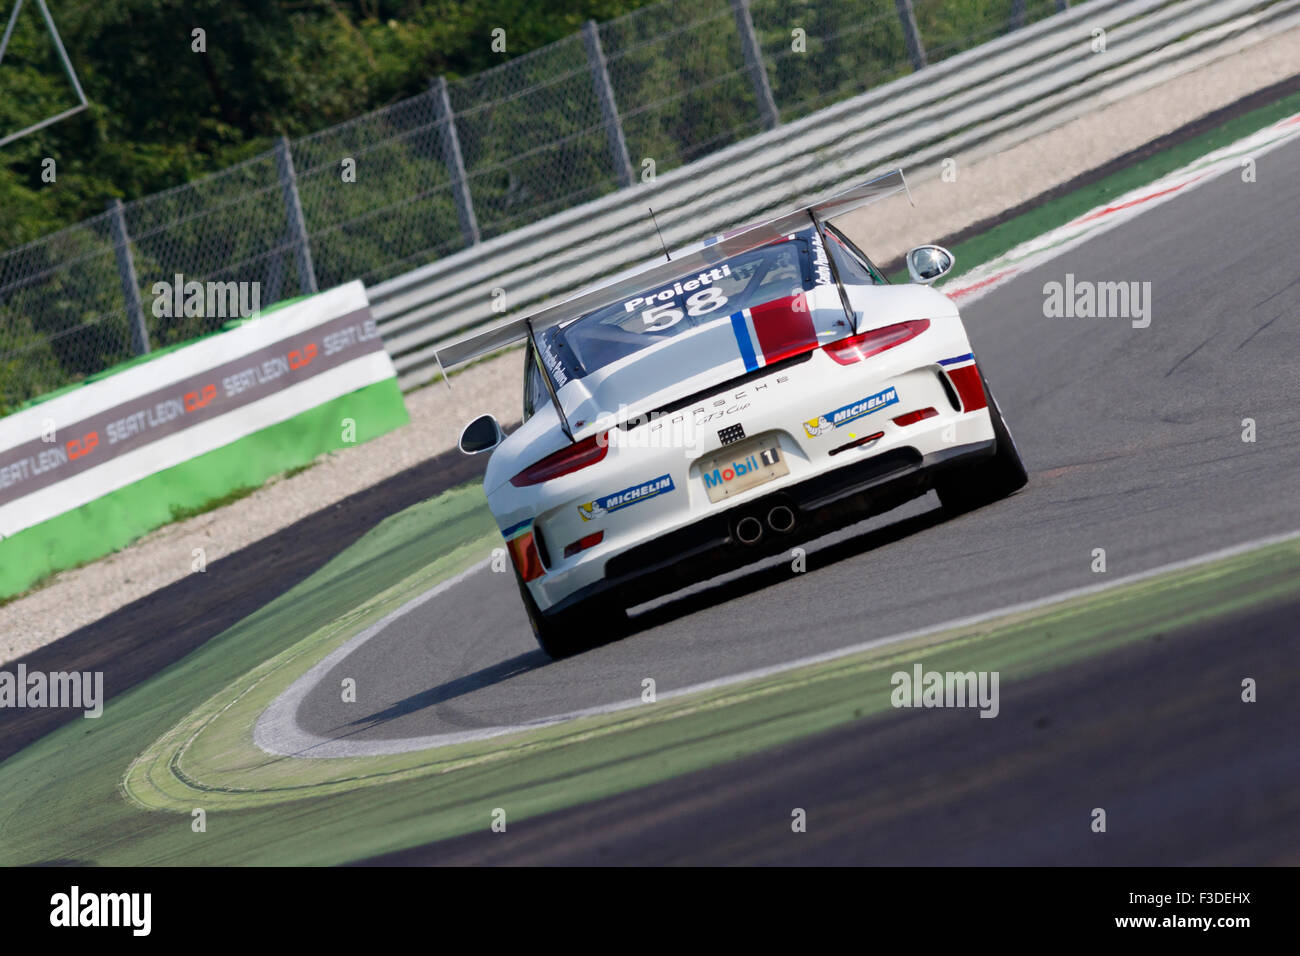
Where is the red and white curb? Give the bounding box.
[940,111,1300,305]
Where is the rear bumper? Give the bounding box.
[544,436,994,617]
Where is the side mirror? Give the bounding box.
[458,414,506,455]
[905,244,955,284]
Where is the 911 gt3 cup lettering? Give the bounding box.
[802,386,898,437]
[577,474,676,521]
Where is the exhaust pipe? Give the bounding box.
[735,515,764,546]
[767,505,796,534]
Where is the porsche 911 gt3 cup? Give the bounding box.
[443,171,1027,657]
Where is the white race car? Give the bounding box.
[442,171,1027,657]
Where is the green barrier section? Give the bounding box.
[0,376,407,599]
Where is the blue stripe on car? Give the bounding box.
[501,518,532,539]
[730,309,759,372]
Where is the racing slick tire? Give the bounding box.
[935,370,1028,514]
[515,572,628,659]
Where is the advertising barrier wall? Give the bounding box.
[0,280,408,599]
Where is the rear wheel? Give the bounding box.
[515,572,627,659]
[936,371,1028,514]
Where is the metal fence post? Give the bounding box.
[1056,0,1071,11]
[582,20,634,188]
[895,0,927,71]
[265,247,284,305]
[1011,0,1027,29]
[274,135,318,295]
[106,199,150,356]
[431,76,481,247]
[729,0,779,130]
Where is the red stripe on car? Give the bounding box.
[947,364,988,412]
[750,294,817,365]
[507,532,545,581]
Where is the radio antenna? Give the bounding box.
[648,207,670,262]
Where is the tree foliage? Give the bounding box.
[0,0,1051,412]
[0,0,655,247]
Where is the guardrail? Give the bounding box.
[369,0,1300,390]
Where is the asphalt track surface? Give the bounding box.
[291,135,1300,757]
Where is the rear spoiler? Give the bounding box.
[435,169,911,372]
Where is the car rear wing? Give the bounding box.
[434,169,911,374]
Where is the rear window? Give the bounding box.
[826,228,886,285]
[539,235,814,382]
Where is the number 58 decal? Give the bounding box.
[641,288,728,331]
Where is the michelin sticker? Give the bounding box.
[578,474,675,521]
[803,386,898,437]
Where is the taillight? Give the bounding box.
[892,407,938,427]
[822,319,930,365]
[563,530,604,559]
[510,432,609,487]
